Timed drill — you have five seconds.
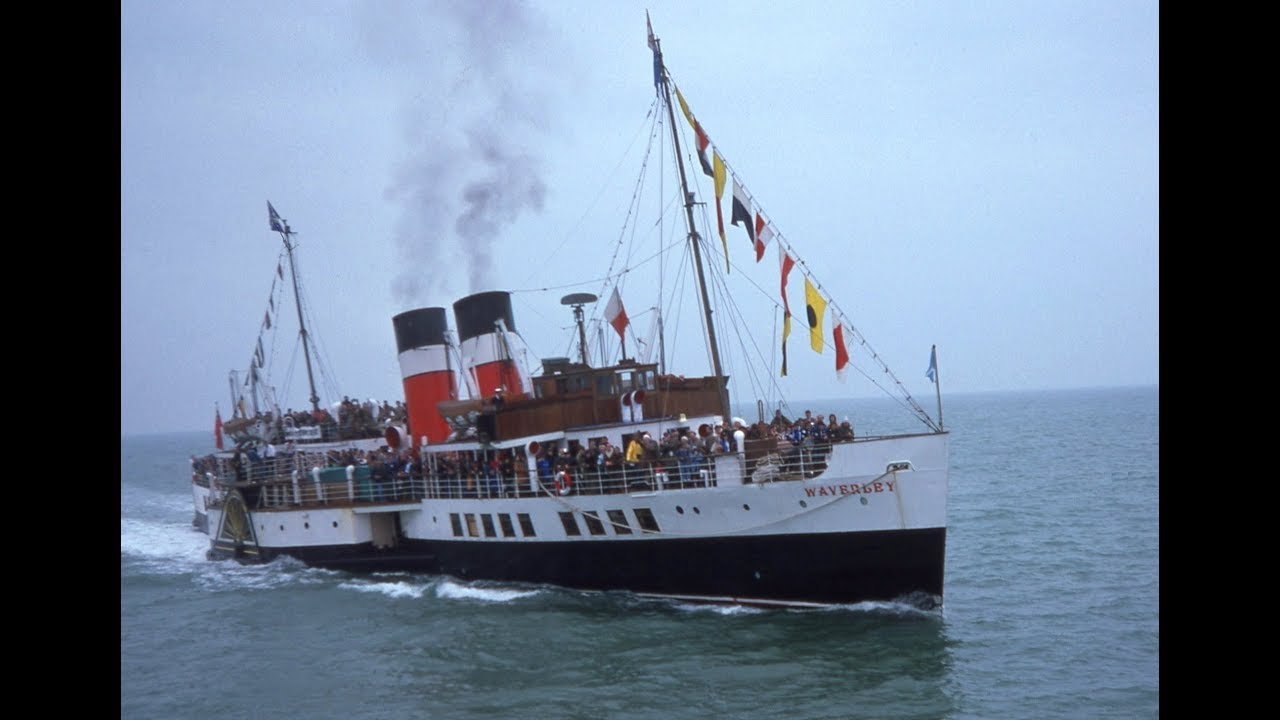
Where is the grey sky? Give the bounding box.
[121,0,1159,436]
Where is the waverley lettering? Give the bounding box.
[803,480,895,497]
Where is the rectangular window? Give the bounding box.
[481,514,496,538]
[465,513,479,537]
[595,374,614,395]
[498,513,516,538]
[559,511,582,536]
[606,509,632,534]
[450,513,463,537]
[582,511,605,536]
[517,513,536,537]
[634,507,660,533]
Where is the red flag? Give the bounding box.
[779,246,796,316]
[214,408,224,450]
[604,286,630,339]
[780,247,796,377]
[834,323,850,381]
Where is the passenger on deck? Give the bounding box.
[603,441,623,481]
[675,437,693,486]
[689,440,706,480]
[641,432,658,461]
[835,421,855,441]
[499,451,516,496]
[625,435,644,470]
[231,449,246,483]
[536,452,554,492]
[811,417,829,443]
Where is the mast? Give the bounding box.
[560,293,598,366]
[657,309,666,375]
[274,210,321,413]
[651,28,731,421]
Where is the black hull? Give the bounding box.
[220,528,945,607]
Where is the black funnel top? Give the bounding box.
[392,307,449,353]
[453,291,517,343]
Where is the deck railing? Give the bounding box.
[203,443,840,511]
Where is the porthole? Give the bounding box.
[743,504,750,511]
[332,521,338,528]
[860,496,869,506]
[676,506,685,514]
[304,522,310,529]
[693,507,700,514]
[799,500,808,508]
[279,524,285,531]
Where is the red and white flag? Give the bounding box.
[754,213,774,262]
[604,286,630,339]
[214,408,224,450]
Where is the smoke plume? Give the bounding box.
[361,0,555,305]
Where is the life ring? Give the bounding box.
[555,471,573,496]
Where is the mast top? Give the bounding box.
[269,201,321,412]
[649,22,731,422]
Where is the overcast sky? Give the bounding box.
[121,0,1159,436]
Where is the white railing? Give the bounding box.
[202,442,843,510]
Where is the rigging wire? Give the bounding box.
[520,101,662,285]
[660,72,938,430]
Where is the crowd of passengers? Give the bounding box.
[229,397,410,442]
[192,406,858,497]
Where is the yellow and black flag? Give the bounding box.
[805,277,826,353]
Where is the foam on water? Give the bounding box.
[191,556,325,592]
[120,517,211,574]
[670,602,766,616]
[818,599,945,618]
[340,579,430,599]
[435,578,542,603]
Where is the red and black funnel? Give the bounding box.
[453,291,526,400]
[392,307,457,446]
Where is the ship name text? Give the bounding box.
[803,480,895,497]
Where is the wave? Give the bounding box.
[339,579,431,599]
[435,578,542,603]
[120,517,210,574]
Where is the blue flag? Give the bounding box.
[268,201,285,232]
[926,346,937,383]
